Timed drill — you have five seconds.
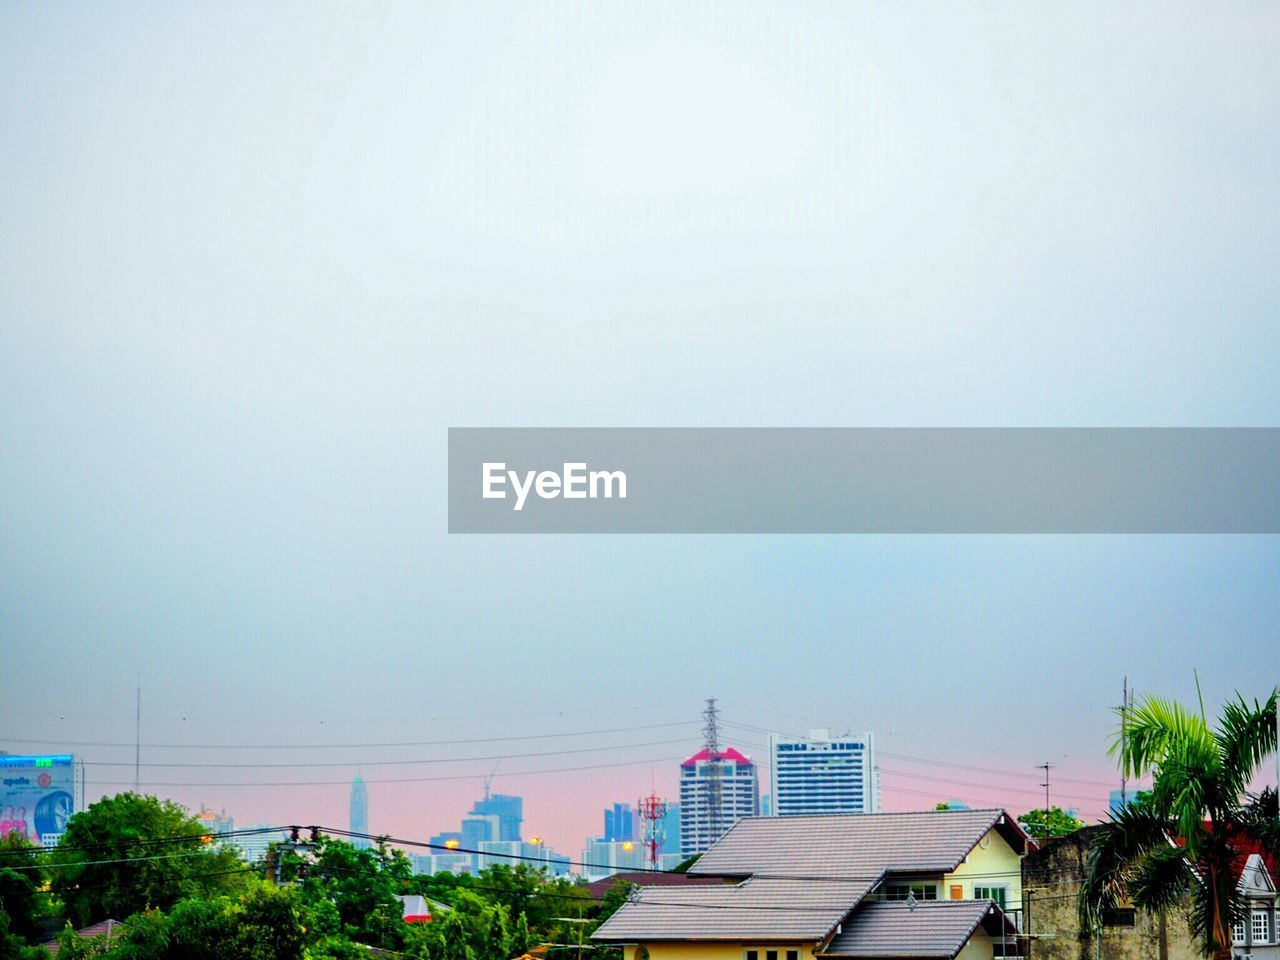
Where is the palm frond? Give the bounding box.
[1079,803,1175,928]
[1113,695,1215,781]
[1237,787,1280,852]
[1215,689,1278,795]
[1126,845,1196,914]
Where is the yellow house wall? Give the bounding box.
[955,929,995,960]
[943,827,1024,911]
[623,943,823,960]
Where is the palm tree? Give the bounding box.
[1080,687,1277,960]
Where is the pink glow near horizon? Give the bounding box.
[88,753,1136,859]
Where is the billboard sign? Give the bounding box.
[0,754,76,844]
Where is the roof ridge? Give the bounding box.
[735,807,1004,821]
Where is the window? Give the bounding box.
[785,951,798,960]
[885,883,938,901]
[1101,908,1135,927]
[974,886,1009,910]
[744,951,758,960]
[1234,919,1247,944]
[766,951,777,960]
[1252,911,1270,944]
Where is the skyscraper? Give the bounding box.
[602,802,636,842]
[469,793,522,841]
[768,729,879,817]
[678,747,758,856]
[350,776,369,841]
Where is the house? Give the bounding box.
[585,871,731,903]
[396,894,452,924]
[593,808,1031,960]
[41,919,125,956]
[1232,852,1279,960]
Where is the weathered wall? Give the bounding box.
[1022,829,1199,960]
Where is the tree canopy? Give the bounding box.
[50,793,249,927]
[1017,806,1084,838]
[1079,687,1278,960]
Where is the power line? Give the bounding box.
[1,720,698,751]
[78,753,689,788]
[74,737,694,769]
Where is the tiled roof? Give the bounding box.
[822,900,1003,958]
[690,809,1025,879]
[584,871,730,902]
[43,920,125,956]
[593,809,1026,946]
[592,876,881,942]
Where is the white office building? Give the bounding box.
[678,747,759,856]
[768,729,879,816]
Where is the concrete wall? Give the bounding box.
[1021,829,1199,960]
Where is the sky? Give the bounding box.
[2,1,1279,857]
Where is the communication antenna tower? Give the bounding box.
[638,783,668,872]
[702,697,722,848]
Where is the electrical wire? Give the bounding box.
[2,719,698,751]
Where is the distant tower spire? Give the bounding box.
[350,775,369,844]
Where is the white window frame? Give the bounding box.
[885,882,938,901]
[973,885,1009,909]
[1252,910,1270,945]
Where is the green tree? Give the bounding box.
[1080,688,1279,960]
[1017,806,1085,838]
[0,832,45,943]
[51,793,249,927]
[164,897,235,960]
[297,837,411,948]
[226,883,309,960]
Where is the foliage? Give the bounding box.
[1080,688,1278,960]
[296,837,412,948]
[39,882,316,960]
[671,854,700,874]
[404,889,512,960]
[51,793,249,928]
[0,910,49,960]
[1017,806,1085,838]
[0,832,45,943]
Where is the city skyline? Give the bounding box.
[0,699,1220,858]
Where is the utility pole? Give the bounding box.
[1038,762,1051,813]
[702,698,722,850]
[134,683,141,793]
[1120,677,1128,807]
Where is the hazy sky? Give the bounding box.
[2,2,1278,855]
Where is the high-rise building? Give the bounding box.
[350,776,369,846]
[582,838,646,880]
[228,825,290,864]
[469,793,523,842]
[661,802,682,858]
[768,729,878,817]
[461,813,501,849]
[602,802,636,842]
[678,747,758,856]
